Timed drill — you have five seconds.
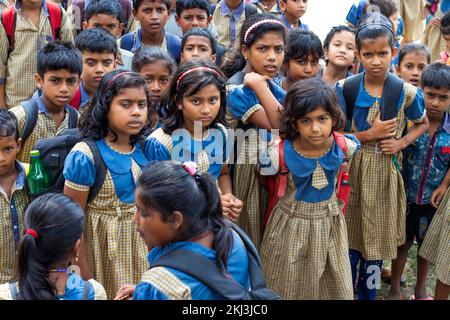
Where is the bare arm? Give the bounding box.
[0,84,6,109]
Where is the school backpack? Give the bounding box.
[9,280,92,300]
[30,128,107,202]
[151,221,281,300]
[1,1,62,56]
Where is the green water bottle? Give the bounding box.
[27,150,51,195]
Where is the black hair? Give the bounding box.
[37,41,82,78]
[421,63,450,91]
[161,59,228,134]
[85,0,121,22]
[221,13,286,79]
[181,27,217,55]
[81,70,152,144]
[16,193,84,300]
[397,42,431,66]
[323,25,356,50]
[284,29,323,64]
[364,0,398,18]
[132,46,176,74]
[133,0,171,11]
[137,161,233,272]
[440,10,450,35]
[75,28,118,57]
[282,78,345,140]
[355,12,396,50]
[175,0,210,16]
[0,109,19,140]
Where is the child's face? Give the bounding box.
[242,31,285,78]
[443,34,450,54]
[295,107,333,148]
[0,135,20,177]
[81,51,117,94]
[181,83,221,132]
[175,8,211,34]
[134,0,170,36]
[325,31,356,69]
[286,54,320,83]
[423,86,450,121]
[356,37,397,78]
[396,51,429,87]
[181,36,216,63]
[35,70,80,108]
[283,0,308,19]
[84,14,124,38]
[107,86,148,137]
[139,60,171,105]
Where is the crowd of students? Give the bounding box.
[0,0,449,301]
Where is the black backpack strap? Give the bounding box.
[342,73,363,131]
[81,280,91,300]
[9,282,18,300]
[21,99,39,144]
[84,139,107,203]
[152,249,248,300]
[380,73,404,121]
[244,3,258,18]
[67,106,78,128]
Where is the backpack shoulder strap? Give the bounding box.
[244,3,258,18]
[21,99,39,144]
[83,139,107,203]
[67,105,78,128]
[166,32,181,62]
[1,5,16,54]
[120,32,134,52]
[342,73,363,129]
[9,282,18,300]
[276,140,288,198]
[81,280,91,300]
[380,73,404,121]
[46,0,62,40]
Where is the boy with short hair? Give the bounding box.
[181,27,217,63]
[0,109,28,285]
[71,28,118,110]
[279,0,309,30]
[120,0,181,62]
[10,41,82,163]
[0,0,74,109]
[388,63,450,300]
[82,0,133,70]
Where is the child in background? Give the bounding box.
[389,63,450,300]
[131,46,176,130]
[63,70,151,299]
[253,0,282,17]
[71,28,118,111]
[226,14,286,249]
[180,27,218,63]
[115,161,250,300]
[396,43,431,87]
[321,26,356,86]
[0,0,74,109]
[395,0,425,44]
[120,0,181,62]
[438,11,450,63]
[260,78,359,300]
[0,109,28,285]
[10,42,81,163]
[423,0,450,62]
[145,60,243,221]
[0,193,107,300]
[279,0,309,31]
[336,13,429,300]
[276,29,323,90]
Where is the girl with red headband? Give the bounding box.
[62,70,151,299]
[145,60,243,222]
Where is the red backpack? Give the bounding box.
[264,132,350,226]
[1,1,62,55]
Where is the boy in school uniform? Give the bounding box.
[10,41,82,163]
[82,0,133,71]
[279,0,309,31]
[252,0,282,17]
[71,28,117,110]
[180,27,217,63]
[0,0,74,109]
[0,109,28,285]
[119,0,181,62]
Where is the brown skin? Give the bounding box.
[0,136,21,199]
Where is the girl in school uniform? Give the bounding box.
[226,13,287,249]
[0,193,106,300]
[144,59,243,221]
[260,78,360,300]
[423,0,450,61]
[336,13,429,300]
[63,70,150,299]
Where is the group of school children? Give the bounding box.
[0,0,449,301]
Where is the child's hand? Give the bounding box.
[221,194,243,222]
[378,137,404,155]
[430,17,441,28]
[243,72,270,91]
[114,284,136,300]
[430,184,448,208]
[369,113,398,140]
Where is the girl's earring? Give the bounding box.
[67,253,81,275]
[178,105,183,110]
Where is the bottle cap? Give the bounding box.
[30,150,40,158]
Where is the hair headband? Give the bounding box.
[26,228,38,239]
[176,67,221,90]
[244,19,285,43]
[356,23,395,39]
[103,71,134,94]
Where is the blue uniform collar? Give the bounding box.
[221,0,245,19]
[79,82,91,108]
[14,161,26,190]
[96,139,148,174]
[148,240,216,265]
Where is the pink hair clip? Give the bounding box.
[183,161,202,181]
